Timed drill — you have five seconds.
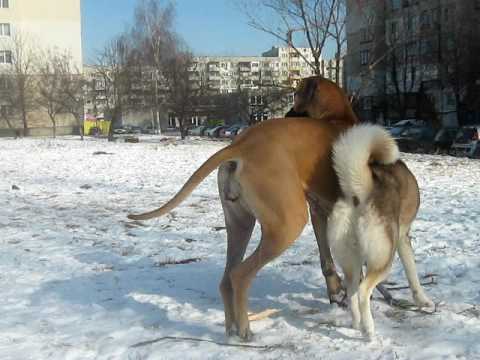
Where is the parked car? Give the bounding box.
[200,126,214,136]
[433,127,458,153]
[142,126,156,134]
[129,126,142,134]
[451,125,480,158]
[206,125,228,138]
[391,125,436,153]
[235,125,249,137]
[113,127,128,134]
[222,124,243,138]
[189,125,207,136]
[390,119,425,128]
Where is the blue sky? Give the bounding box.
[81,0,285,63]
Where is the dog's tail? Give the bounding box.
[332,124,399,205]
[128,145,238,221]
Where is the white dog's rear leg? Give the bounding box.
[344,267,361,330]
[358,269,389,340]
[397,229,434,308]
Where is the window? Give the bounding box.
[390,21,398,41]
[0,50,12,64]
[420,10,431,28]
[0,0,9,8]
[362,97,373,110]
[391,0,400,10]
[360,27,373,42]
[407,15,418,32]
[360,50,370,65]
[0,105,11,117]
[0,23,10,36]
[0,76,9,90]
[420,39,433,56]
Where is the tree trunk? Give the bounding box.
[74,112,84,140]
[21,108,28,136]
[179,115,186,140]
[1,117,14,130]
[335,56,341,85]
[50,116,57,138]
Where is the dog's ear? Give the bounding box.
[294,78,317,112]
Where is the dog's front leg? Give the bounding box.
[309,203,345,303]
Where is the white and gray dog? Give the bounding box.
[328,124,434,339]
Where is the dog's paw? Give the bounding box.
[352,320,361,330]
[414,293,435,309]
[361,327,375,341]
[330,292,348,308]
[237,327,254,342]
[225,325,236,338]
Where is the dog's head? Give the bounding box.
[291,76,358,125]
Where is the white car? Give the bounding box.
[451,126,480,158]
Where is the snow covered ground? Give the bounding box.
[0,135,479,360]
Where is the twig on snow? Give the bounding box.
[130,336,272,350]
[378,297,440,314]
[385,277,437,291]
[154,258,201,267]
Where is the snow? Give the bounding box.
[0,135,479,360]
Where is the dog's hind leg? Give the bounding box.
[397,226,434,308]
[228,177,308,341]
[229,220,306,341]
[358,268,390,339]
[342,263,361,330]
[218,164,256,337]
[309,205,344,303]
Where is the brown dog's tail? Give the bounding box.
[128,145,238,221]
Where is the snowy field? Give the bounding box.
[0,135,479,360]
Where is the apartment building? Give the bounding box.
[192,47,327,95]
[85,46,342,131]
[0,0,82,69]
[189,47,342,123]
[0,0,83,135]
[345,0,480,126]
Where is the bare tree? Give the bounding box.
[210,91,250,124]
[0,31,37,135]
[0,75,15,131]
[386,38,423,120]
[328,0,346,85]
[56,55,87,140]
[95,34,134,141]
[236,0,338,76]
[132,0,176,133]
[440,13,480,126]
[36,51,67,138]
[163,47,197,139]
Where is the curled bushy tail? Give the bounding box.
[332,124,399,204]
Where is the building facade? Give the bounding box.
[84,46,343,132]
[0,0,83,135]
[345,0,480,126]
[0,0,82,69]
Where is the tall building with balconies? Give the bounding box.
[345,0,480,126]
[190,47,321,122]
[192,46,324,95]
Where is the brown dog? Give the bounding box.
[128,77,430,341]
[129,77,357,340]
